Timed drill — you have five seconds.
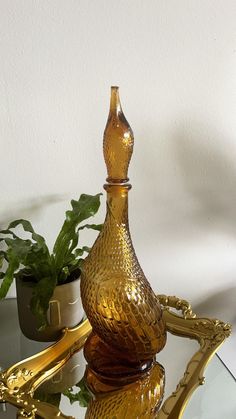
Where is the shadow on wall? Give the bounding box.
[174,126,236,236]
[0,194,64,230]
[133,121,236,239]
[133,121,236,327]
[194,286,236,325]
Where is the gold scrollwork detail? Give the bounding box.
[158,294,196,319]
[156,294,231,419]
[0,318,91,419]
[6,367,34,389]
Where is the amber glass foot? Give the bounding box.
[84,331,154,382]
[84,360,165,418]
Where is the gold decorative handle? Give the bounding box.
[158,295,196,319]
[0,319,91,393]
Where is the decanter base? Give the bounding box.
[83,331,156,382]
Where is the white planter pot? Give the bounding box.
[16,277,84,342]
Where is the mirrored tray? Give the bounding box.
[0,295,232,418]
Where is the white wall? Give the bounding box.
[1,1,236,372]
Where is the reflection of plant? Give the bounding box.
[63,377,92,407]
[34,377,92,413]
[34,389,61,408]
[0,194,102,329]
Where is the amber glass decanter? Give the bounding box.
[81,87,166,378]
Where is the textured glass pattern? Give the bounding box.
[85,361,165,418]
[81,87,166,375]
[103,86,134,183]
[81,185,166,361]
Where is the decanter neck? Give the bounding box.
[109,86,122,116]
[104,184,131,224]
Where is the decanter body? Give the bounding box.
[81,87,166,374]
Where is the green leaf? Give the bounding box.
[73,248,84,257]
[73,246,90,258]
[0,220,53,328]
[0,229,20,239]
[8,219,49,252]
[4,237,32,260]
[77,223,103,232]
[68,233,79,255]
[71,258,83,267]
[63,377,92,407]
[30,276,57,330]
[70,193,102,223]
[0,250,6,268]
[53,194,102,275]
[0,251,7,280]
[24,244,52,281]
[0,250,20,298]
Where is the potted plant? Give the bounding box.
[0,193,102,341]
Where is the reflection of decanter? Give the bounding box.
[81,87,166,375]
[85,361,165,418]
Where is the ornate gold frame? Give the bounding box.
[0,295,231,419]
